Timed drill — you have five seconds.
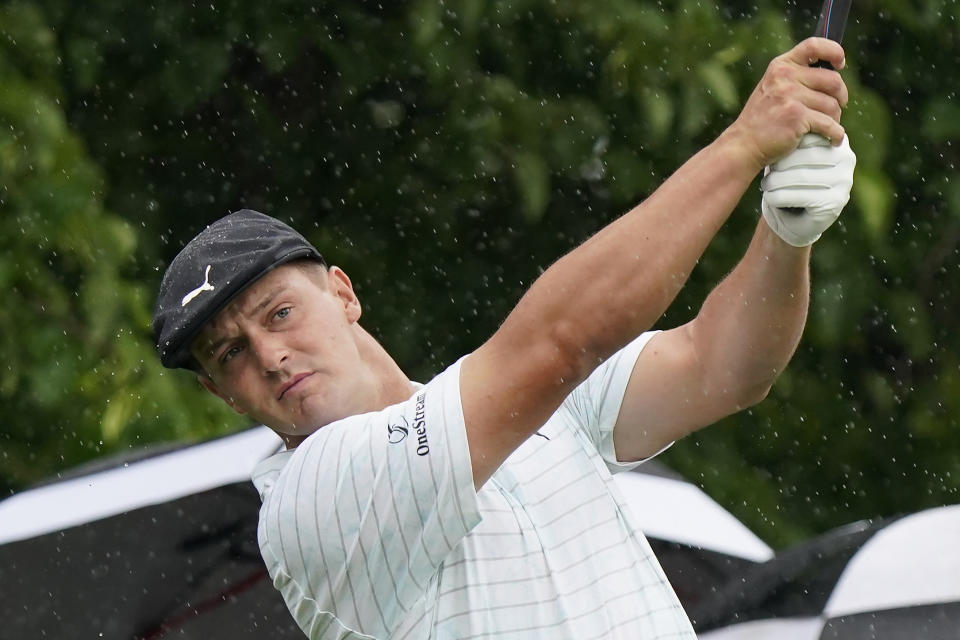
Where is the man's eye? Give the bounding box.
[275,307,291,320]
[221,345,243,363]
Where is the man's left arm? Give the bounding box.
[613,136,856,461]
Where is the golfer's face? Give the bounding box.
[191,264,370,438]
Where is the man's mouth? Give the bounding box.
[278,373,314,401]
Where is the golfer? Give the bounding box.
[154,37,855,639]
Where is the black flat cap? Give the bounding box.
[153,210,324,370]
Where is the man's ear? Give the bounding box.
[327,266,362,323]
[197,374,247,415]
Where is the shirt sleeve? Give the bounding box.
[560,331,671,474]
[257,360,481,639]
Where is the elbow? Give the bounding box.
[706,373,775,418]
[739,381,773,409]
[481,311,601,403]
[734,364,784,409]
[543,318,604,387]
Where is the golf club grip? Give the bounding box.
[780,0,854,215]
[812,0,852,69]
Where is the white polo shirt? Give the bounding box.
[252,332,696,639]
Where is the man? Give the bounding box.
[153,38,855,639]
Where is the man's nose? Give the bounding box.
[251,333,288,372]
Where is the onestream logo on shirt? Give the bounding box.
[387,417,409,444]
[412,393,429,456]
[387,392,430,456]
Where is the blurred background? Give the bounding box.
[1,0,957,549]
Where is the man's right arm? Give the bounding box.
[459,37,849,488]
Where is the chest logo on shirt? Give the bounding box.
[413,392,429,456]
[387,417,409,444]
[387,393,430,455]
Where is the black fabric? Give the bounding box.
[153,209,324,370]
[689,518,895,631]
[648,538,760,622]
[820,602,960,639]
[0,482,302,640]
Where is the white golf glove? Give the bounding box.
[761,133,856,247]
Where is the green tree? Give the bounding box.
[6,0,959,548]
[0,3,243,496]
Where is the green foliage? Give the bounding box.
[0,3,244,496]
[2,0,958,548]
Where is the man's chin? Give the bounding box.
[270,396,359,438]
[277,420,324,439]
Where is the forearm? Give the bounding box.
[689,219,810,403]
[465,128,765,486]
[506,128,763,374]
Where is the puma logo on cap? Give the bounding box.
[181,265,215,307]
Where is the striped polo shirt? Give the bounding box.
[252,331,696,639]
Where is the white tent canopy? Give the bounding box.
[0,426,773,562]
[0,427,282,545]
[697,505,960,640]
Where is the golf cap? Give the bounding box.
[153,209,325,371]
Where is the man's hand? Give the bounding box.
[725,37,849,171]
[761,133,856,247]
